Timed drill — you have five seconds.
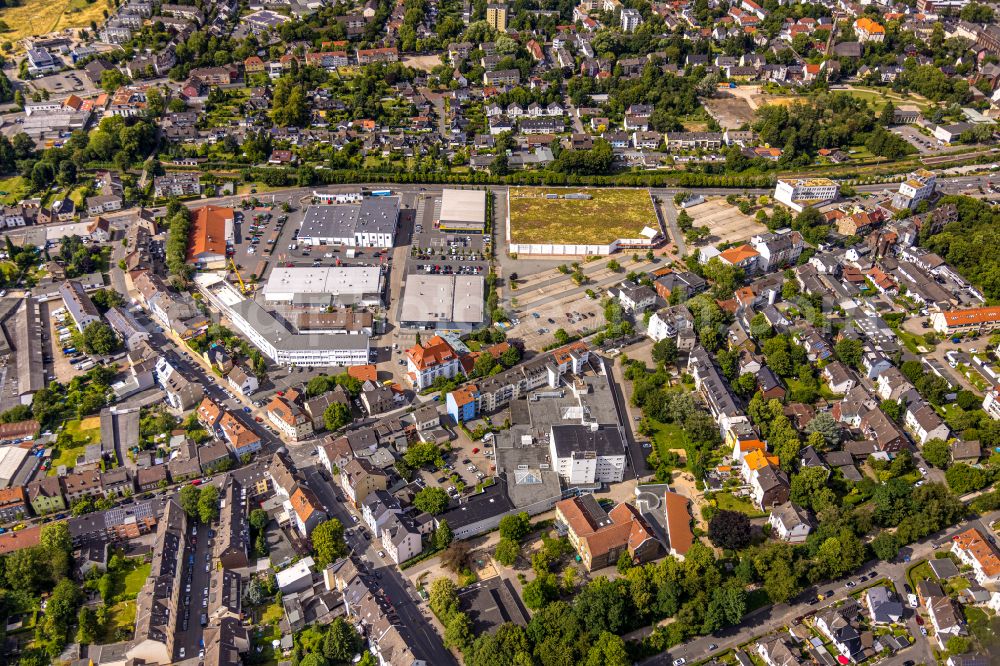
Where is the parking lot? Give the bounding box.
[406,192,491,279]
[506,293,605,349]
[892,126,945,154]
[414,429,495,498]
[230,203,294,281]
[30,70,95,96]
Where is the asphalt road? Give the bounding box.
[296,462,458,666]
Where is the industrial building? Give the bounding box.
[261,267,383,307]
[195,274,370,367]
[438,189,487,233]
[398,274,484,330]
[297,198,400,248]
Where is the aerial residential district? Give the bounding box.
[4,1,1000,666]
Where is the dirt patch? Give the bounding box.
[687,198,767,248]
[702,96,755,129]
[403,54,443,72]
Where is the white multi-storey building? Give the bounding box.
[774,178,840,212]
[548,424,626,485]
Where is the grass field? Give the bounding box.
[121,561,151,598]
[713,492,767,518]
[50,416,101,473]
[100,600,136,644]
[0,0,111,43]
[508,187,657,245]
[0,176,29,206]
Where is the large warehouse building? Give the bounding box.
[297,197,400,247]
[438,189,487,233]
[399,274,485,330]
[262,267,384,306]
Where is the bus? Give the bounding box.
[368,189,392,197]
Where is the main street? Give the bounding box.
[643,513,1000,666]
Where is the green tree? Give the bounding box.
[40,522,73,580]
[76,607,99,645]
[434,520,454,549]
[413,487,450,515]
[871,531,899,562]
[80,321,121,356]
[197,484,220,524]
[494,537,520,566]
[429,577,459,619]
[834,338,863,368]
[444,611,473,651]
[922,438,951,469]
[312,519,348,567]
[179,484,201,518]
[323,617,360,662]
[249,508,269,532]
[945,463,989,494]
[323,402,351,432]
[584,632,630,666]
[651,338,678,365]
[522,573,558,610]
[498,512,531,541]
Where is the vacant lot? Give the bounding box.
[508,187,657,245]
[702,96,756,129]
[688,198,765,247]
[1,0,109,43]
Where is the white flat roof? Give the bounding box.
[0,446,28,484]
[439,189,487,225]
[263,266,382,299]
[400,274,484,324]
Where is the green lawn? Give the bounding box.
[250,601,283,666]
[101,601,136,644]
[122,562,151,598]
[646,419,689,459]
[0,176,30,205]
[713,492,767,518]
[50,417,102,473]
[906,561,935,591]
[964,605,999,647]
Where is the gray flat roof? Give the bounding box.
[299,198,399,240]
[400,274,484,325]
[439,189,486,226]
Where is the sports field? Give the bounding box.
[0,0,109,44]
[508,187,657,245]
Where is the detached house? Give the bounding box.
[865,586,903,624]
[767,502,812,543]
